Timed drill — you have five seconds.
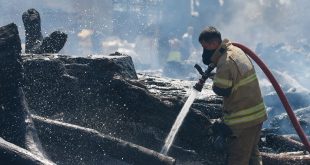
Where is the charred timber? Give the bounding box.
[21,54,213,156]
[0,23,50,160]
[262,152,310,165]
[283,134,310,143]
[22,8,67,54]
[0,138,55,165]
[32,115,176,165]
[266,133,306,152]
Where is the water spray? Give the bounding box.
[160,64,215,155]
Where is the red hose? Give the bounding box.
[232,43,310,153]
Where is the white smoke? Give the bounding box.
[216,0,301,48]
[1,0,309,79]
[218,0,224,6]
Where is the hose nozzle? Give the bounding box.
[193,63,215,92]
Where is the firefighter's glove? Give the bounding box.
[212,135,229,152]
[207,121,232,137]
[207,121,233,152]
[208,72,216,80]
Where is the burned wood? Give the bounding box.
[0,138,55,165]
[261,152,310,165]
[265,133,306,152]
[35,31,67,54]
[22,8,67,54]
[32,115,176,165]
[22,8,43,53]
[0,23,23,87]
[282,134,310,143]
[0,23,28,145]
[0,23,50,160]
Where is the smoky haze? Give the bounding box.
[1,1,308,53]
[1,0,309,89]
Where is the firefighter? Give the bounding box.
[164,38,184,78]
[198,26,267,165]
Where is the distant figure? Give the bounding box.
[181,26,195,60]
[167,38,182,63]
[77,29,93,55]
[91,30,104,54]
[135,34,159,69]
[199,26,267,165]
[164,38,184,78]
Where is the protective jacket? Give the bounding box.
[209,39,267,129]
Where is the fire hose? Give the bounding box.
[232,42,310,153]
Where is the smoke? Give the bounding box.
[212,0,308,49]
[78,29,93,39]
[218,0,224,6]
[1,0,309,82]
[77,29,94,55]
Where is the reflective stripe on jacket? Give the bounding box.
[212,39,267,129]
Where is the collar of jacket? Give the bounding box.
[211,39,231,65]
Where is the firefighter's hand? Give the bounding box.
[208,72,216,80]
